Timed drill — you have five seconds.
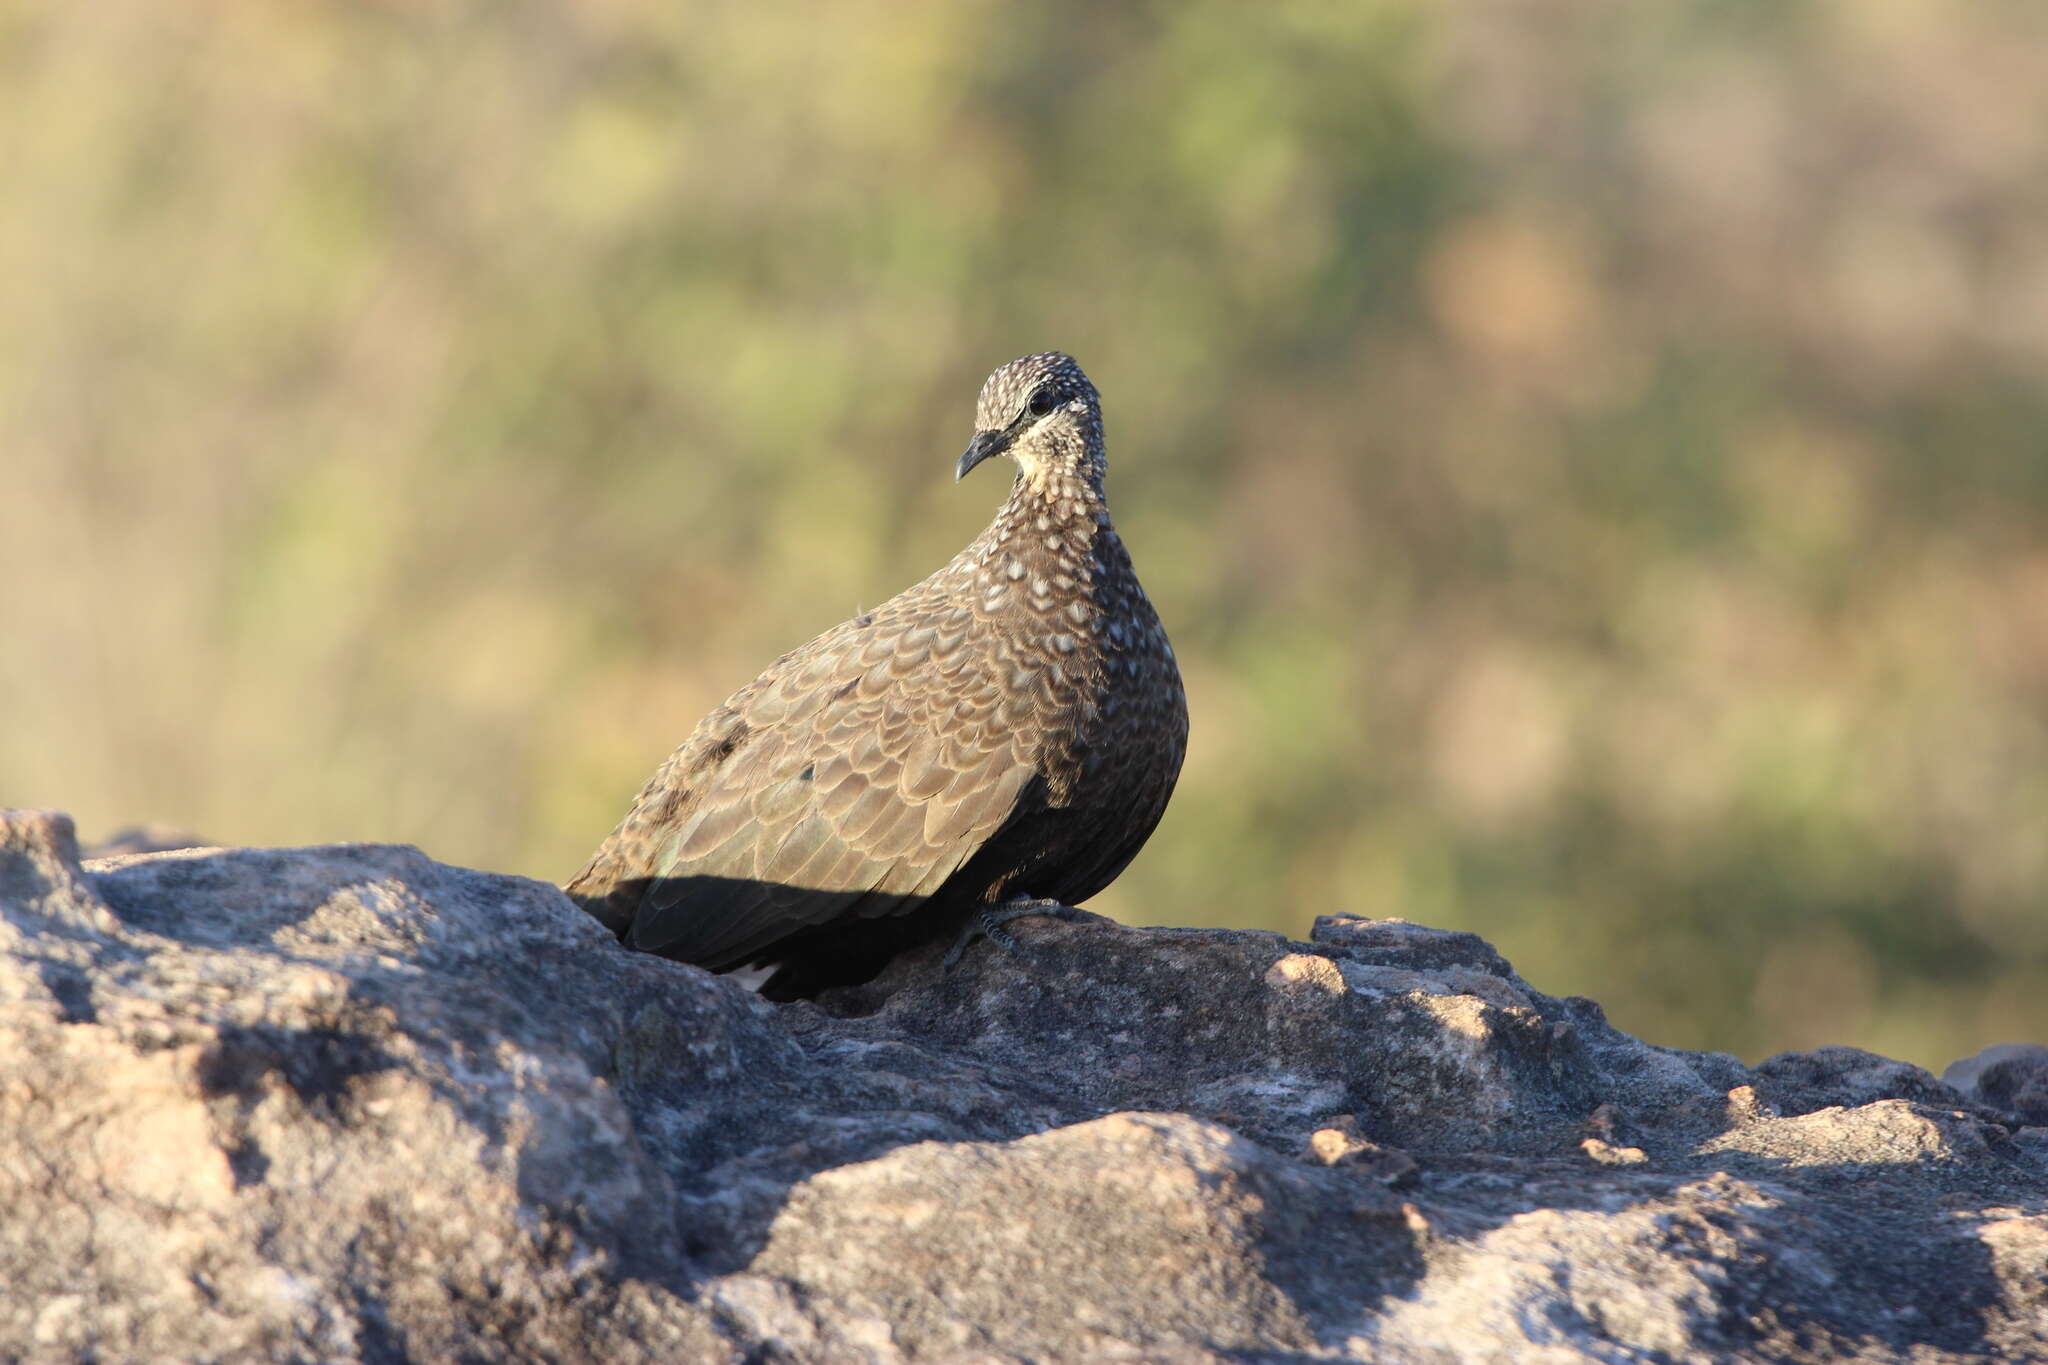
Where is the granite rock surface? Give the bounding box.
[2,808,2043,1363]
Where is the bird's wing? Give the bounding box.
[622,601,1045,969]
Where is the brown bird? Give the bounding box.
[565,352,1187,999]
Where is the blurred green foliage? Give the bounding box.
[4,0,2045,1068]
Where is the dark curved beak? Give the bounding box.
[957,428,1012,482]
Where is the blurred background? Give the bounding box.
[4,1,2045,1068]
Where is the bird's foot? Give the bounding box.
[943,897,1088,967]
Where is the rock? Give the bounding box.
[1946,1043,2048,1127]
[1303,1113,1421,1184]
[82,822,206,858]
[3,806,2045,1363]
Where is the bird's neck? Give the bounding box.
[1002,461,1108,536]
[971,462,1111,594]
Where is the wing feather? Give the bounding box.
[616,615,1043,968]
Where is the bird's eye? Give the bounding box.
[1026,388,1058,417]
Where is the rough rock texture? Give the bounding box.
[1948,1044,2048,1129]
[3,807,2044,1363]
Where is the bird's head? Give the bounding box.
[957,352,1105,490]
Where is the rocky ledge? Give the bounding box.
[2,807,2044,1363]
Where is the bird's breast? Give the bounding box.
[956,590,1167,803]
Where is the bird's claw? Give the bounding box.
[944,897,1085,967]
